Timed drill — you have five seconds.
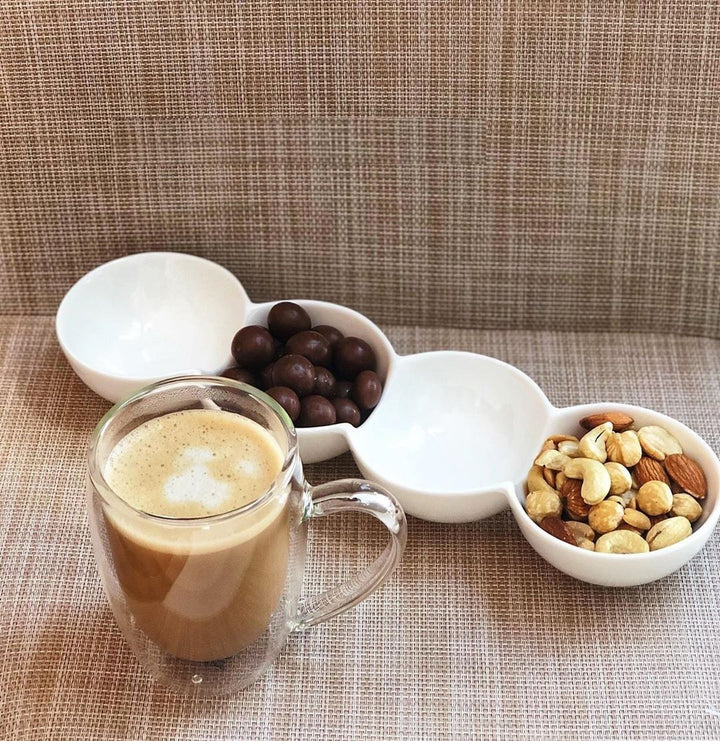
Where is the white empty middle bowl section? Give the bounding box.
[56,252,720,586]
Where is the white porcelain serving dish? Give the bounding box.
[56,252,720,586]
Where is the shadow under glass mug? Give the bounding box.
[87,376,407,696]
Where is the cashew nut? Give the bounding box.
[638,425,683,461]
[557,440,580,458]
[646,516,692,550]
[534,449,571,471]
[595,530,650,554]
[578,422,613,463]
[604,462,632,495]
[563,457,612,505]
[527,465,557,496]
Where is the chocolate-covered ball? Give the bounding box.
[298,395,337,427]
[332,398,361,427]
[267,302,311,341]
[259,362,276,390]
[266,386,301,422]
[313,366,336,398]
[221,367,257,385]
[313,325,344,348]
[273,354,315,396]
[334,380,353,399]
[285,330,332,366]
[352,370,383,410]
[231,326,276,370]
[334,337,376,379]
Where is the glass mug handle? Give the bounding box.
[294,479,407,629]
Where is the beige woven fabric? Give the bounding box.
[1,317,719,740]
[2,2,720,335]
[3,1,720,737]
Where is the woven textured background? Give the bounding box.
[2,319,720,739]
[3,1,720,738]
[2,1,720,335]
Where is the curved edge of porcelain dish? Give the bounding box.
[335,351,719,585]
[344,351,553,522]
[56,252,248,401]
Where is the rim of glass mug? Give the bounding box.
[88,375,299,525]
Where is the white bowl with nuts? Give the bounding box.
[56,254,720,584]
[509,404,720,587]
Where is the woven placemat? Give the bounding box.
[1,317,719,739]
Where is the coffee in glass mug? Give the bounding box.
[88,377,406,696]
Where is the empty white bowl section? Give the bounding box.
[56,252,720,585]
[56,253,245,401]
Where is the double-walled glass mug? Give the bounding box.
[87,376,407,696]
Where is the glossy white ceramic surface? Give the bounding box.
[56,253,247,402]
[57,252,720,585]
[347,351,551,522]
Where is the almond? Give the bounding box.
[665,453,707,499]
[634,456,669,487]
[540,516,577,546]
[579,412,634,432]
[562,478,591,520]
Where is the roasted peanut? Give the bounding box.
[595,530,649,554]
[646,516,692,550]
[622,508,651,531]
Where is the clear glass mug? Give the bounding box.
[87,376,407,696]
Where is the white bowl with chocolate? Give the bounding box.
[56,253,720,586]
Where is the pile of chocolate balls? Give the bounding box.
[223,301,383,427]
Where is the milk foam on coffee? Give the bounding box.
[104,409,284,518]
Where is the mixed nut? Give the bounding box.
[524,412,707,554]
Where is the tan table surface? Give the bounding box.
[2,317,720,740]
